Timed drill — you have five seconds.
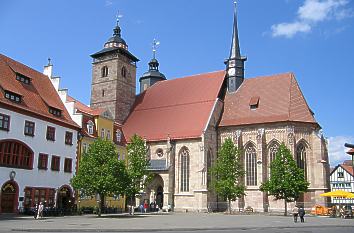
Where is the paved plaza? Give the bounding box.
[0,213,353,233]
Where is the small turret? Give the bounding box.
[139,39,166,93]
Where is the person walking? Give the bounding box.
[38,202,44,219]
[34,203,39,219]
[292,205,299,223]
[298,206,305,222]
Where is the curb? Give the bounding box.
[12,225,354,232]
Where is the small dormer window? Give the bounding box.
[87,121,94,135]
[116,129,122,142]
[249,96,260,110]
[4,91,21,103]
[49,107,62,117]
[16,74,31,84]
[101,66,108,77]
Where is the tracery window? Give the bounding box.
[268,142,280,166]
[296,143,307,178]
[180,147,190,192]
[245,144,257,186]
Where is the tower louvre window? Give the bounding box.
[121,66,127,78]
[101,66,108,77]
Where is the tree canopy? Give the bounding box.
[260,143,309,215]
[71,138,128,215]
[210,138,245,213]
[125,134,151,203]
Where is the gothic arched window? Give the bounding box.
[245,144,257,186]
[268,142,280,166]
[101,66,108,77]
[180,147,190,192]
[296,143,307,176]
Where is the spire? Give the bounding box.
[230,1,241,59]
[225,0,247,93]
[113,11,122,37]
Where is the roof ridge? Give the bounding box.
[0,53,48,79]
[135,99,216,112]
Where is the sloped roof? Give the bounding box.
[219,72,317,127]
[123,71,225,142]
[341,164,354,176]
[67,95,105,117]
[0,54,78,129]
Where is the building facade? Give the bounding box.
[0,54,79,214]
[329,161,354,204]
[42,64,128,210]
[87,4,330,212]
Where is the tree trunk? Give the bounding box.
[228,199,231,214]
[284,199,287,216]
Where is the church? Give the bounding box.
[89,5,330,212]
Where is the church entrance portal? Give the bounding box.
[57,186,72,211]
[1,181,19,213]
[146,174,164,209]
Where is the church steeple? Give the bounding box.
[225,1,247,93]
[139,39,167,93]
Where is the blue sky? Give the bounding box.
[1,0,353,165]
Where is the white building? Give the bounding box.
[0,54,79,214]
[329,161,354,204]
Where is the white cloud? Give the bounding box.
[328,135,354,166]
[271,21,311,38]
[271,0,352,38]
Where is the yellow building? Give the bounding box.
[66,97,127,212]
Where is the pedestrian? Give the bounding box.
[298,206,305,223]
[34,203,38,219]
[38,202,44,219]
[292,205,299,223]
[140,204,144,213]
[144,202,148,213]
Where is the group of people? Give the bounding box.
[292,205,305,223]
[34,202,44,219]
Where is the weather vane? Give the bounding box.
[116,11,123,25]
[152,39,160,59]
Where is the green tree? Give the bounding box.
[126,134,151,209]
[260,143,309,216]
[71,138,128,216]
[210,138,245,214]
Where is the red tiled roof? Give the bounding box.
[123,71,225,142]
[347,148,354,155]
[219,72,317,127]
[67,95,104,116]
[0,54,79,129]
[341,164,354,176]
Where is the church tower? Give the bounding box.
[90,19,139,124]
[225,2,247,93]
[139,39,166,93]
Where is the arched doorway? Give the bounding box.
[57,185,72,210]
[146,174,164,209]
[1,180,19,213]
